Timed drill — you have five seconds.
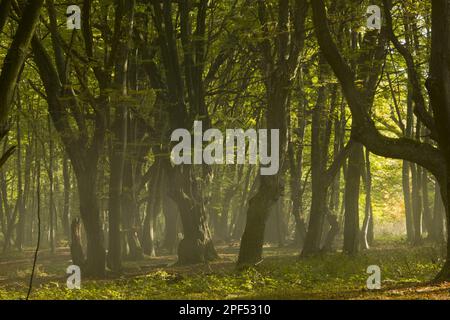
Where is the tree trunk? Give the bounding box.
[162,194,179,254]
[322,214,339,252]
[302,85,328,256]
[121,161,144,260]
[142,161,163,257]
[361,149,373,249]
[343,143,363,255]
[432,180,445,242]
[167,164,217,264]
[76,171,105,277]
[70,218,85,268]
[238,176,281,265]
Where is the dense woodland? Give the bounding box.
[1,0,450,300]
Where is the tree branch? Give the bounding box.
[310,0,445,179]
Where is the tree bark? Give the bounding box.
[343,143,363,255]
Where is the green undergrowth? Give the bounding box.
[0,242,444,300]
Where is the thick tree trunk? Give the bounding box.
[177,200,217,264]
[302,184,328,255]
[343,143,363,255]
[238,176,281,265]
[162,195,179,254]
[434,174,450,281]
[168,165,217,264]
[76,172,105,277]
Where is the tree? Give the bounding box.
[310,0,450,280]
[31,0,138,276]
[237,0,308,266]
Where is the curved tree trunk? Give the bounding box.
[238,176,281,265]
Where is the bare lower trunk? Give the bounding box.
[162,195,179,254]
[238,176,281,265]
[432,181,445,242]
[70,218,85,268]
[434,174,450,281]
[121,162,143,261]
[343,143,363,255]
[168,165,217,264]
[77,174,105,277]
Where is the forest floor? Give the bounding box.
[1,238,450,300]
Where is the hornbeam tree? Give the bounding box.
[148,0,233,264]
[31,0,136,276]
[237,0,308,266]
[310,0,450,280]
